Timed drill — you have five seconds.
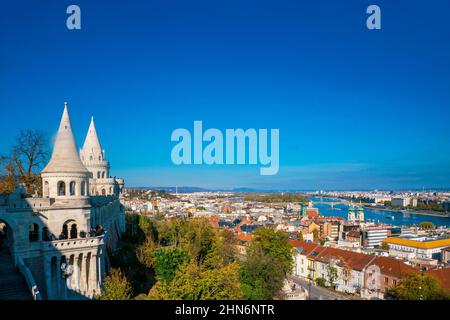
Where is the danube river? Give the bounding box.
[311,197,450,228]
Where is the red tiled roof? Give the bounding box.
[368,256,418,279]
[426,267,450,293]
[290,240,320,255]
[236,233,253,242]
[316,247,375,271]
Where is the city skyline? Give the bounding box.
[1,0,450,189]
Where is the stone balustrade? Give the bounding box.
[41,234,104,252]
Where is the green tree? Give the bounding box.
[239,228,293,299]
[99,268,132,300]
[418,222,435,230]
[149,262,243,300]
[326,265,338,289]
[388,272,450,300]
[251,227,293,273]
[153,246,189,283]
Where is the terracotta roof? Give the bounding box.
[236,233,253,242]
[383,237,450,249]
[290,240,319,255]
[368,256,418,278]
[316,247,375,271]
[426,267,450,293]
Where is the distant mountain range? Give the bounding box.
[127,186,450,193]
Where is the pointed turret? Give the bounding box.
[81,117,103,158]
[42,103,89,174]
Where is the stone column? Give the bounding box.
[89,253,98,297]
[80,254,89,294]
[71,255,80,292]
[43,256,53,300]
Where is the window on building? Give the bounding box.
[29,223,39,242]
[385,277,389,284]
[102,171,105,178]
[57,181,66,196]
[393,280,397,286]
[44,181,49,197]
[97,172,101,179]
[70,181,76,196]
[70,224,78,239]
[81,181,86,196]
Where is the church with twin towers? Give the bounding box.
[0,102,125,300]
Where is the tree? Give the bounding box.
[380,242,390,251]
[136,236,157,268]
[0,129,49,194]
[296,232,304,241]
[149,262,243,300]
[326,264,338,289]
[418,222,435,230]
[99,268,132,300]
[153,246,189,283]
[388,272,450,300]
[312,229,320,242]
[239,248,286,299]
[239,228,293,299]
[251,227,293,274]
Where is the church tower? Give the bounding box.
[41,103,90,200]
[347,205,356,222]
[357,206,365,222]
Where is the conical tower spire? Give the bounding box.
[82,116,102,154]
[42,103,89,173]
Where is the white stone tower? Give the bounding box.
[80,117,123,196]
[41,102,91,200]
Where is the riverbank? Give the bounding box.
[364,205,450,219]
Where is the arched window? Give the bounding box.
[70,181,76,196]
[44,181,49,198]
[81,181,86,196]
[70,224,78,239]
[109,187,113,194]
[29,223,39,242]
[102,171,105,178]
[57,181,66,196]
[99,156,101,161]
[42,227,50,241]
[101,189,106,196]
[62,224,68,239]
[97,172,101,179]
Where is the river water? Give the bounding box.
[310,197,449,228]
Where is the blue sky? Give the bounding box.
[1,0,450,190]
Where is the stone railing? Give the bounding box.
[17,256,43,300]
[41,234,105,252]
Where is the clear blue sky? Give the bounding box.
[1,0,450,190]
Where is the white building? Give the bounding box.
[383,237,450,260]
[0,103,125,300]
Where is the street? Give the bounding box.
[288,275,348,300]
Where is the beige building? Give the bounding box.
[0,103,125,300]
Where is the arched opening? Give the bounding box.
[0,220,14,253]
[69,181,76,196]
[102,171,105,178]
[44,181,49,198]
[109,187,113,195]
[62,224,68,239]
[101,189,106,196]
[29,223,39,242]
[57,181,66,196]
[81,181,86,196]
[42,227,50,241]
[97,172,101,179]
[50,256,58,298]
[70,224,78,239]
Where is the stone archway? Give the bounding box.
[0,218,15,253]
